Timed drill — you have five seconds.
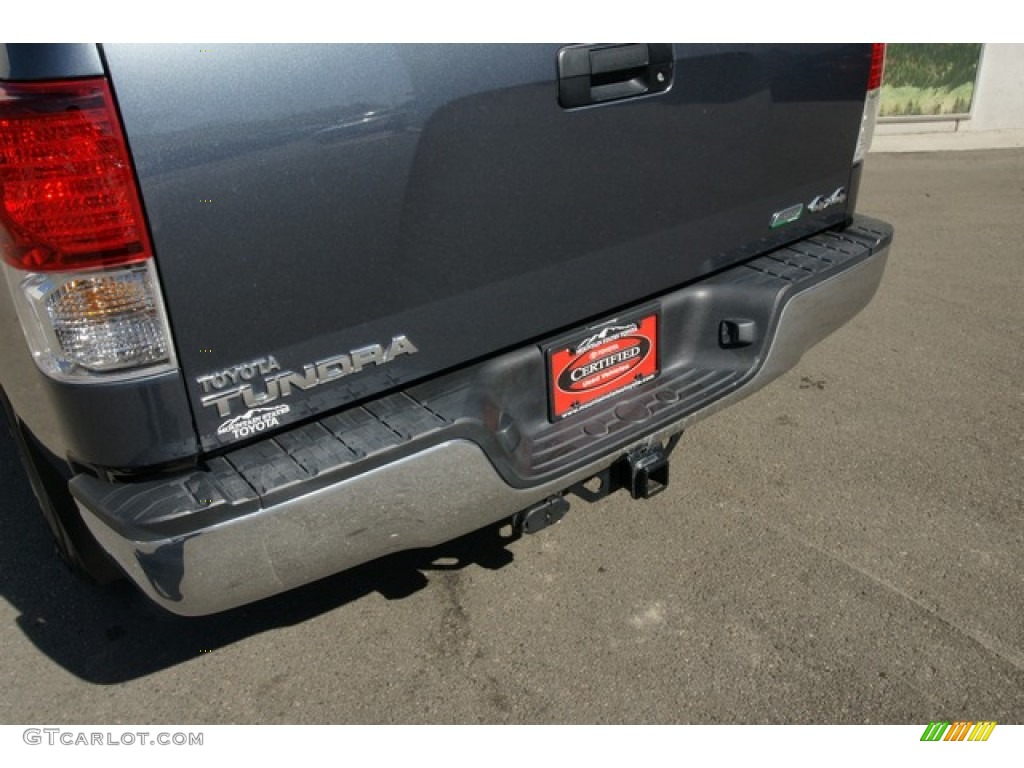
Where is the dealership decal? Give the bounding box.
[217,405,291,439]
[547,314,659,420]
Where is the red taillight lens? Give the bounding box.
[0,78,151,272]
[867,43,886,91]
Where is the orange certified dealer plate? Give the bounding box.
[546,311,659,421]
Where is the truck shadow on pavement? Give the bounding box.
[0,428,519,685]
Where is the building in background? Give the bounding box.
[880,44,982,118]
[874,44,1024,151]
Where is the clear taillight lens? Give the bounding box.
[854,44,886,164]
[0,77,175,381]
[6,261,176,379]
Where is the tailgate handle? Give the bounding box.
[590,43,649,75]
[558,43,674,109]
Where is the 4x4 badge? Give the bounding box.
[807,186,847,213]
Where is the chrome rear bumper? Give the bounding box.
[74,218,892,615]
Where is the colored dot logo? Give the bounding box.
[921,721,997,742]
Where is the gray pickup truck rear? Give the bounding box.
[1,44,892,615]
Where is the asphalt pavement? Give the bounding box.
[1,149,1022,724]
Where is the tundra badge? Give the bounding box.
[197,335,419,417]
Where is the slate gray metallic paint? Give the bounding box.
[0,43,873,474]
[102,43,873,453]
[77,241,890,615]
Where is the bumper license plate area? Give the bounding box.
[545,309,659,421]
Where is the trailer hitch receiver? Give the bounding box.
[624,445,669,499]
